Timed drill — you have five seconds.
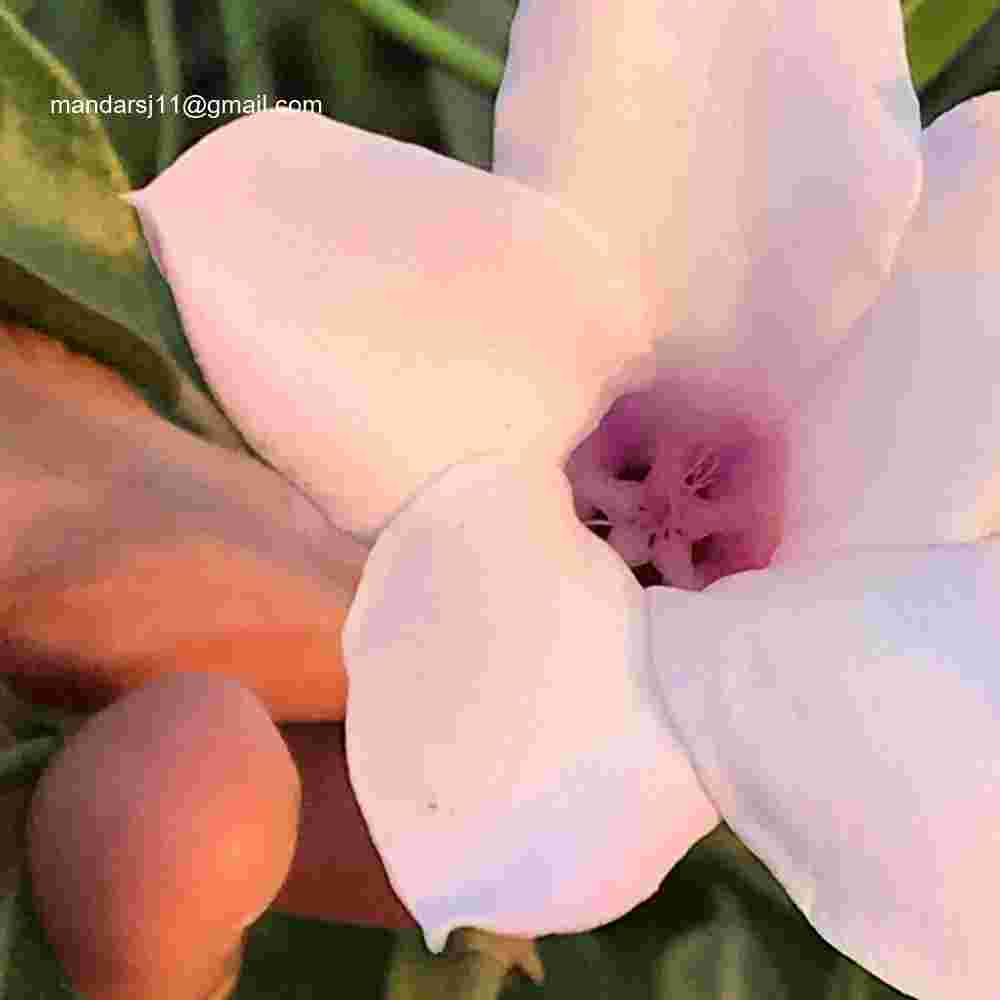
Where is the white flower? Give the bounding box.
[129,2,1000,997]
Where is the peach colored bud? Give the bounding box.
[0,323,153,417]
[27,673,300,999]
[1,323,363,722]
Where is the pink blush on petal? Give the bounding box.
[565,377,787,591]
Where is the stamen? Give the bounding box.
[682,448,721,498]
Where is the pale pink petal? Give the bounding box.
[649,541,1000,1000]
[344,456,718,951]
[494,0,923,400]
[781,95,1000,561]
[129,110,652,541]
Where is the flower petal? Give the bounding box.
[129,110,651,541]
[781,95,1000,560]
[494,0,923,397]
[649,541,1000,1000]
[343,455,718,951]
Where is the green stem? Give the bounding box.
[0,737,58,787]
[144,0,184,171]
[344,0,504,94]
[445,954,510,1000]
[385,928,543,1000]
[385,950,511,1000]
[219,0,274,101]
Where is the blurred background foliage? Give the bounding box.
[3,0,1000,996]
[18,0,1000,188]
[21,0,463,184]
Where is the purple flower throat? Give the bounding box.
[565,379,788,590]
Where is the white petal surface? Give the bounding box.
[130,110,652,541]
[344,456,718,951]
[649,541,1000,1000]
[780,95,1000,561]
[494,0,923,399]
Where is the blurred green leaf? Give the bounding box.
[491,826,913,999]
[143,0,184,171]
[235,911,397,998]
[24,0,160,183]
[306,2,374,114]
[269,0,443,148]
[0,758,26,998]
[0,738,56,791]
[903,0,1000,92]
[218,0,273,101]
[0,882,16,995]
[2,870,79,999]
[236,826,919,999]
[914,7,1000,125]
[0,6,244,449]
[425,0,513,168]
[0,0,33,20]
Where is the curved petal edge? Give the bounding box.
[130,110,652,541]
[344,455,718,950]
[650,541,1000,1000]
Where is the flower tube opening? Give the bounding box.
[566,376,788,591]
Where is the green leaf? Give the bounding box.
[26,0,163,180]
[0,0,34,20]
[0,6,245,450]
[491,826,914,999]
[274,1,442,149]
[218,0,273,103]
[0,738,57,790]
[2,869,79,999]
[268,825,918,999]
[914,8,1000,126]
[235,911,397,998]
[903,0,1000,92]
[425,0,513,168]
[0,881,18,995]
[11,823,916,997]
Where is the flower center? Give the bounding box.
[565,380,787,591]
